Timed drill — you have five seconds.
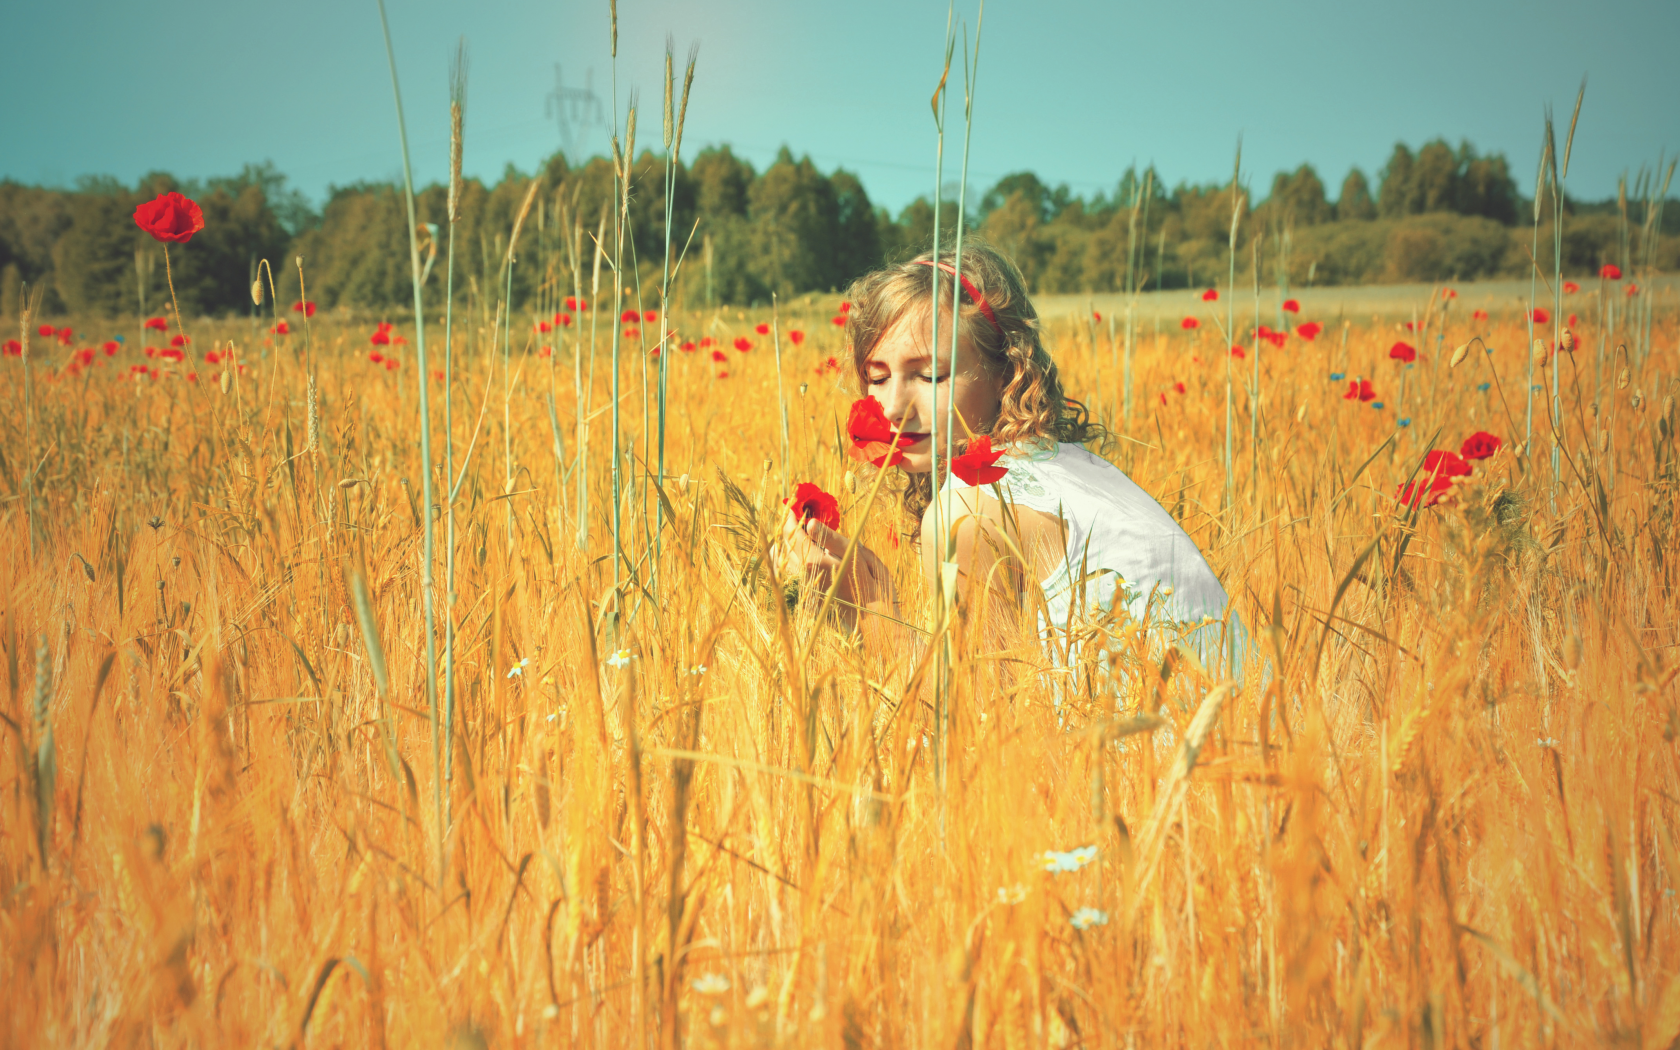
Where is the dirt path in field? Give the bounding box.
[1035,274,1678,326]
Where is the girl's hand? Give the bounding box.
[772,512,895,617]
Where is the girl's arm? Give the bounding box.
[922,486,1065,616]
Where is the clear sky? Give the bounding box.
[3,0,1676,214]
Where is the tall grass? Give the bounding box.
[2,286,1676,1045]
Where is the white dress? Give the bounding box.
[937,441,1233,653]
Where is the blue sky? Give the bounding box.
[4,0,1676,214]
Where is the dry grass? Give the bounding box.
[2,295,1677,1048]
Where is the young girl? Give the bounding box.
[775,241,1233,662]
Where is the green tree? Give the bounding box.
[1336,168,1376,221]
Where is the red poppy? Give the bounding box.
[385,358,400,371]
[187,372,198,382]
[1600,263,1622,280]
[699,337,714,348]
[644,310,657,323]
[1295,321,1322,341]
[1422,449,1472,478]
[1627,283,1640,297]
[710,350,728,363]
[538,320,552,333]
[840,302,852,313]
[133,191,204,244]
[103,341,119,355]
[1159,393,1168,406]
[144,347,157,357]
[1568,313,1578,327]
[1181,317,1199,330]
[144,317,168,331]
[1442,288,1458,300]
[1563,281,1579,294]
[369,351,385,364]
[681,341,697,352]
[1201,288,1218,302]
[578,300,589,311]
[3,340,20,357]
[1174,381,1187,394]
[205,351,221,364]
[370,329,391,346]
[564,296,578,309]
[819,356,841,374]
[293,300,316,317]
[1459,431,1501,461]
[1397,474,1455,508]
[539,345,553,358]
[558,313,573,327]
[37,324,54,337]
[754,322,770,336]
[717,370,731,379]
[949,435,1009,486]
[621,309,639,323]
[271,321,290,335]
[431,370,445,381]
[1388,342,1416,363]
[1282,299,1300,314]
[1472,309,1488,322]
[1529,308,1549,324]
[1092,311,1103,322]
[733,337,751,352]
[789,329,805,345]
[847,396,916,468]
[624,326,640,338]
[786,482,841,530]
[1344,379,1376,402]
[832,316,847,326]
[170,334,189,348]
[1231,345,1246,358]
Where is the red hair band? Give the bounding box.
[913,259,1003,338]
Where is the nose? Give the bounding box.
[878,375,916,429]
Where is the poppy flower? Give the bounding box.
[1181,317,1199,330]
[1568,314,1578,327]
[710,350,728,363]
[1459,431,1501,461]
[369,351,385,364]
[186,372,198,382]
[1201,288,1218,302]
[785,482,841,530]
[716,370,731,379]
[1397,474,1455,508]
[170,334,189,348]
[431,370,445,381]
[1174,381,1187,394]
[1267,330,1287,348]
[1442,288,1458,300]
[1092,311,1103,322]
[733,337,751,352]
[144,317,168,331]
[846,396,916,468]
[789,329,805,345]
[1230,345,1246,359]
[205,351,221,364]
[538,320,552,333]
[755,323,770,336]
[1422,449,1472,478]
[144,347,157,357]
[370,329,391,346]
[621,309,639,323]
[102,341,118,355]
[558,313,573,327]
[1529,308,1549,324]
[539,345,553,358]
[133,191,204,244]
[624,326,640,338]
[820,356,841,374]
[564,296,578,309]
[37,324,54,337]
[1563,281,1579,294]
[699,337,714,348]
[644,310,657,323]
[1344,379,1376,402]
[1388,342,1416,363]
[1295,321,1322,341]
[385,358,400,370]
[577,300,589,311]
[1626,283,1640,297]
[680,341,696,352]
[293,300,316,317]
[1600,263,1621,280]
[1472,309,1488,322]
[949,435,1009,486]
[3,340,20,357]
[1282,299,1300,314]
[271,321,290,335]
[831,316,847,327]
[840,302,852,313]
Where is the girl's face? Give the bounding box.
[863,309,1006,474]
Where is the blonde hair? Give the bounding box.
[843,239,1102,520]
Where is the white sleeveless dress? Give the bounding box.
[936,441,1233,652]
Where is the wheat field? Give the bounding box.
[2,290,1677,1048]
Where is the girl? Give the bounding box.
[774,241,1234,664]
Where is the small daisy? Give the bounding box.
[506,657,530,678]
[606,649,633,669]
[1071,907,1109,930]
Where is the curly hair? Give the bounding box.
[843,239,1104,522]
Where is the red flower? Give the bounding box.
[789,329,805,345]
[846,397,916,468]
[621,309,639,323]
[733,337,751,352]
[1397,474,1455,508]
[578,300,589,311]
[564,296,578,309]
[539,345,553,358]
[1344,379,1376,402]
[1230,345,1246,359]
[1159,393,1168,406]
[557,313,573,327]
[144,317,168,331]
[949,435,1009,486]
[1174,381,1187,394]
[1295,321,1322,341]
[1472,309,1488,322]
[786,482,841,530]
[1568,313,1578,327]
[385,358,400,371]
[133,191,204,244]
[204,351,221,364]
[624,326,640,338]
[293,300,316,317]
[1442,288,1458,300]
[1282,299,1300,314]
[37,324,54,337]
[840,301,851,313]
[755,322,770,335]
[1600,263,1622,280]
[681,341,697,352]
[144,347,157,357]
[1422,449,1472,478]
[271,321,290,335]
[1181,317,1199,330]
[1092,311,1102,322]
[538,320,552,333]
[831,316,846,327]
[170,334,189,348]
[1627,283,1640,297]
[1201,288,1218,302]
[699,337,714,348]
[1388,342,1416,363]
[1459,431,1501,461]
[716,370,731,378]
[710,350,727,363]
[369,351,385,363]
[370,330,391,346]
[187,372,198,382]
[644,310,657,323]
[1563,281,1579,294]
[1529,308,1549,324]
[3,340,20,357]
[1267,330,1287,348]
[431,370,445,381]
[819,356,841,374]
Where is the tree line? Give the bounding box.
[2,140,1674,319]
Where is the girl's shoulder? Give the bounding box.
[993,441,1121,507]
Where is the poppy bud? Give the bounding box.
[1631,389,1644,410]
[1560,328,1576,352]
[1531,339,1548,366]
[1617,368,1630,390]
[842,471,856,494]
[1449,342,1471,368]
[251,279,263,305]
[220,369,230,394]
[762,458,773,477]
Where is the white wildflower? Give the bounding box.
[1071,907,1109,930]
[506,657,530,678]
[1040,846,1098,873]
[996,884,1029,905]
[606,649,633,669]
[691,973,730,995]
